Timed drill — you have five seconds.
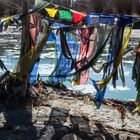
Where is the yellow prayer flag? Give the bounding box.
[1,16,13,30]
[1,16,12,23]
[45,8,58,18]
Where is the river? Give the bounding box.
[0,26,138,101]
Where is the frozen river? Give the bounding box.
[0,26,138,101]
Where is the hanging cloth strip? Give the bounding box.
[59,29,75,60]
[73,26,95,85]
[110,14,134,87]
[0,22,3,32]
[57,24,113,78]
[90,47,112,108]
[97,26,132,89]
[0,15,20,32]
[57,16,133,80]
[49,29,79,84]
[111,26,125,88]
[29,14,41,49]
[0,16,13,30]
[132,42,140,113]
[88,23,113,108]
[90,16,133,88]
[30,30,57,84]
[90,25,115,74]
[118,61,125,87]
[28,23,57,84]
[13,25,51,80]
[90,18,132,108]
[28,14,42,84]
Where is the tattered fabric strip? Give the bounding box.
[90,30,112,109]
[29,14,41,48]
[49,30,79,84]
[95,47,112,108]
[132,42,140,113]
[30,31,57,84]
[73,26,95,85]
[28,14,41,84]
[0,16,13,30]
[111,26,125,88]
[90,19,132,108]
[13,25,51,80]
[58,25,113,78]
[97,26,132,89]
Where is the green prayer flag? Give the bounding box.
[58,10,72,20]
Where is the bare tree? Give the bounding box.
[1,0,140,16]
[0,0,34,16]
[44,0,140,15]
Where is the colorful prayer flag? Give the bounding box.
[71,10,85,23]
[58,10,72,20]
[45,8,58,18]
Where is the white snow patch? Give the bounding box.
[108,85,130,91]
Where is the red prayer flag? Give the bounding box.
[71,10,86,23]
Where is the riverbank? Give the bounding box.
[0,83,140,140]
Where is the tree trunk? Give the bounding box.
[19,0,30,97]
[20,0,30,57]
